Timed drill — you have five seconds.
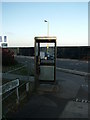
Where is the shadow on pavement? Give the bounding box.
[7,93,70,119]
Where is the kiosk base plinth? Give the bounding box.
[37,83,59,93]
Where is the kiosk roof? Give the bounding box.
[35,36,56,40]
[34,36,56,43]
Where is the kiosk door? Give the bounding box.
[35,36,56,83]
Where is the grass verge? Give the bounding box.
[2,63,23,73]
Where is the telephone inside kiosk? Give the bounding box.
[34,36,57,84]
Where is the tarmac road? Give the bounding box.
[15,56,89,73]
[56,58,88,73]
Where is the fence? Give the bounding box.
[2,62,34,117]
[2,78,33,116]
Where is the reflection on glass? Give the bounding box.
[40,43,55,64]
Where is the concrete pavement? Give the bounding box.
[4,70,88,118]
[59,101,88,118]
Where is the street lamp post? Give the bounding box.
[44,20,49,54]
[44,20,49,36]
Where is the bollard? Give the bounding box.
[26,83,29,92]
[16,87,19,104]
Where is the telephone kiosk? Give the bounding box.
[34,36,57,89]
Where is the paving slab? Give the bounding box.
[59,101,88,118]
[75,85,88,100]
[9,94,69,118]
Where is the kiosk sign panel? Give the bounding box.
[34,36,56,83]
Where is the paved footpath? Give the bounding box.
[8,88,88,118]
[2,68,89,118]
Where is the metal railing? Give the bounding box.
[2,62,34,116]
[2,78,33,116]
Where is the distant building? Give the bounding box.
[0,36,8,48]
[1,43,8,48]
[4,36,7,42]
[0,36,2,42]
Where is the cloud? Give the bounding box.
[3,32,14,35]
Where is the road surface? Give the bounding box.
[15,56,89,73]
[56,58,88,73]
